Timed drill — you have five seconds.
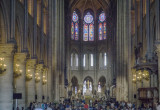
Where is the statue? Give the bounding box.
[134,42,142,64]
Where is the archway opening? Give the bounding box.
[71,76,78,95]
[83,76,93,95]
[98,76,106,94]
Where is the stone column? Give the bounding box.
[116,0,131,102]
[0,44,15,110]
[26,59,37,106]
[156,0,160,41]
[35,64,43,102]
[155,0,160,103]
[14,53,27,109]
[140,0,143,42]
[150,74,154,87]
[23,0,28,51]
[156,45,160,101]
[42,67,47,102]
[153,73,158,87]
[146,0,152,60]
[33,0,37,57]
[10,0,15,42]
[134,0,138,46]
[40,0,44,63]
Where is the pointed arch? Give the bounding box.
[83,9,94,41]
[0,0,10,43]
[98,11,106,40]
[71,10,79,40]
[15,16,23,52]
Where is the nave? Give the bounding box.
[1,0,160,110]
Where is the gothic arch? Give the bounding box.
[71,76,78,87]
[0,0,10,43]
[98,76,106,87]
[83,76,94,83]
[71,48,79,54]
[27,29,32,57]
[15,16,23,52]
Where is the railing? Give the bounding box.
[138,87,158,101]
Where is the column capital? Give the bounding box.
[36,64,44,73]
[42,67,48,74]
[26,59,37,69]
[0,44,15,57]
[155,43,160,55]
[14,53,27,63]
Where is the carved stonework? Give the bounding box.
[0,44,15,58]
[26,59,37,69]
[36,64,44,73]
[14,53,27,64]
[155,44,160,56]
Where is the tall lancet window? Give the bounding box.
[98,12,106,40]
[75,54,78,66]
[104,53,107,66]
[71,11,79,40]
[91,54,94,66]
[83,12,94,41]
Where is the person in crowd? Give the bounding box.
[84,103,88,109]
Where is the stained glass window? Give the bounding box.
[98,12,106,40]
[71,11,79,40]
[83,12,94,41]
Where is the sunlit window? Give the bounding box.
[104,53,107,66]
[75,54,78,66]
[98,82,101,92]
[83,54,86,67]
[91,54,93,66]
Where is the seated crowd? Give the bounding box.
[23,99,160,110]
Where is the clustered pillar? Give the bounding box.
[14,53,27,109]
[116,0,131,102]
[35,64,43,102]
[26,59,37,106]
[0,44,15,110]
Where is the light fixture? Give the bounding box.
[26,69,32,81]
[14,64,22,78]
[42,75,47,85]
[0,57,6,74]
[132,69,150,83]
[35,73,40,83]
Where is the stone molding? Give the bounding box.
[36,64,44,73]
[156,44,160,55]
[26,59,37,69]
[0,44,15,58]
[14,53,27,64]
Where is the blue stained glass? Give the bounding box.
[98,12,106,40]
[83,24,88,41]
[89,24,94,41]
[72,11,78,22]
[99,12,106,22]
[75,23,79,40]
[99,23,103,40]
[84,12,93,23]
[71,11,79,40]
[71,22,74,40]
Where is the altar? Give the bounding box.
[84,89,93,97]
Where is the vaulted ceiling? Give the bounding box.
[69,0,111,14]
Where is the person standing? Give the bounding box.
[84,103,88,110]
